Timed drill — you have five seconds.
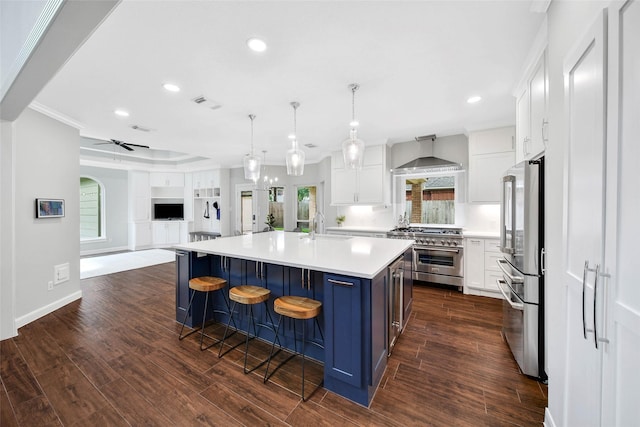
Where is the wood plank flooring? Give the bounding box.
[1,262,547,426]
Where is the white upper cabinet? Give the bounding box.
[149,172,185,187]
[514,27,548,163]
[467,126,515,203]
[331,145,389,205]
[527,53,548,159]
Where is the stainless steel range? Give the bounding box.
[387,227,464,289]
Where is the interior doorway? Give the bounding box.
[240,190,252,234]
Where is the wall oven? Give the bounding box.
[387,227,464,289]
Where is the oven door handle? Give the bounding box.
[497,259,524,284]
[414,247,460,253]
[497,279,524,311]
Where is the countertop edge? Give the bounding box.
[463,230,500,238]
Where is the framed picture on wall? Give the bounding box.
[36,198,65,218]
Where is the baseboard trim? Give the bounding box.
[15,290,82,329]
[80,246,129,257]
[544,407,556,427]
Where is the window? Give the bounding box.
[296,186,317,232]
[80,177,104,240]
[401,174,458,225]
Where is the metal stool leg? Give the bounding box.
[178,289,197,340]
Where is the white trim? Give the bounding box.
[544,407,556,427]
[15,290,82,329]
[28,101,84,130]
[0,0,64,100]
[80,245,129,257]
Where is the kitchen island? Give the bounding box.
[173,231,413,406]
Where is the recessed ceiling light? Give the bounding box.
[467,96,482,104]
[247,37,267,52]
[163,83,180,92]
[114,109,130,117]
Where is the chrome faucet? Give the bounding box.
[310,211,325,240]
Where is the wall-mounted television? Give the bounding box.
[154,203,184,220]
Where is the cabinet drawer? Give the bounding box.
[484,239,501,253]
[484,271,503,291]
[485,251,503,272]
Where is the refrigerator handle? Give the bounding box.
[582,260,589,339]
[540,248,546,275]
[500,175,516,254]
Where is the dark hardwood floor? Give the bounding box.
[1,261,547,426]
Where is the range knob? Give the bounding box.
[440,240,445,245]
[452,241,458,246]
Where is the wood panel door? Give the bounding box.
[561,10,607,427]
[602,1,640,425]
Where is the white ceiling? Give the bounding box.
[33,1,545,168]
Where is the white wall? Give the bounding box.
[79,165,128,254]
[228,156,337,233]
[1,121,16,338]
[545,2,607,426]
[12,108,81,329]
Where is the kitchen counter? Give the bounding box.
[463,230,500,239]
[325,225,392,234]
[174,230,412,279]
[174,230,413,406]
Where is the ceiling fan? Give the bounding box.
[95,139,150,152]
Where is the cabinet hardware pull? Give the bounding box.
[307,269,311,290]
[327,278,354,287]
[540,248,546,275]
[301,268,305,288]
[176,251,186,257]
[582,260,589,339]
[542,118,549,144]
[593,263,600,349]
[256,261,260,279]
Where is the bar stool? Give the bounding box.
[178,276,234,351]
[218,285,281,374]
[264,296,324,401]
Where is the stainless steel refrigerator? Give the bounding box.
[497,157,546,381]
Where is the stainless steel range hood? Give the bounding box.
[392,156,462,174]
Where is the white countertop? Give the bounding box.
[463,230,500,239]
[325,226,392,233]
[174,231,413,279]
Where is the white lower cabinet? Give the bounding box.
[463,237,502,298]
[152,221,181,246]
[128,221,152,250]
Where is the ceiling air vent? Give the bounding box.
[192,95,222,110]
[304,143,318,148]
[130,124,151,132]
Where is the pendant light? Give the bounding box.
[286,101,305,176]
[243,114,261,182]
[342,83,365,169]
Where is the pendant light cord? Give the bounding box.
[290,102,300,149]
[249,114,256,155]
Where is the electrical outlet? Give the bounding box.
[48,281,53,290]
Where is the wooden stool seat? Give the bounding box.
[274,296,322,320]
[219,285,279,374]
[265,295,324,401]
[229,285,271,305]
[189,276,227,292]
[179,276,232,351]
